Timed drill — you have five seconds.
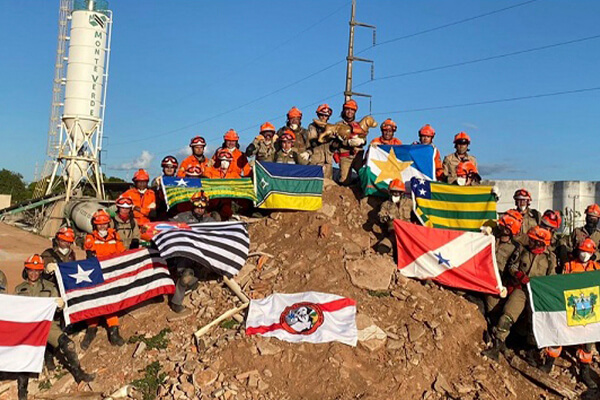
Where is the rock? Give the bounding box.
[260,266,280,281]
[194,368,218,387]
[167,308,193,322]
[132,341,146,358]
[257,379,269,392]
[318,224,332,239]
[180,381,196,397]
[433,373,453,395]
[263,369,273,378]
[212,388,225,398]
[248,374,259,388]
[345,255,395,291]
[408,323,426,342]
[343,242,362,257]
[236,370,259,382]
[357,314,388,351]
[255,338,282,356]
[319,204,336,218]
[386,339,403,350]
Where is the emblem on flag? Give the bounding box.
[565,286,600,326]
[280,302,325,335]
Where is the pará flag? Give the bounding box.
[395,220,504,295]
[254,161,323,211]
[529,271,600,348]
[359,145,435,197]
[410,177,497,231]
[0,295,57,373]
[55,248,174,325]
[246,292,357,346]
[162,176,257,209]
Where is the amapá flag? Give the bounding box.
[162,176,256,209]
[246,292,357,346]
[395,220,504,295]
[0,295,57,373]
[359,144,435,197]
[529,271,600,348]
[55,248,174,325]
[410,177,497,231]
[254,161,323,211]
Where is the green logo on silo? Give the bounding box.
[89,14,107,29]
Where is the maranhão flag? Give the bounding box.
[394,220,504,295]
[529,271,600,348]
[246,292,358,346]
[0,294,57,373]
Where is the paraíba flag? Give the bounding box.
[359,144,435,197]
[162,176,257,209]
[254,161,323,211]
[0,294,57,373]
[394,220,504,295]
[246,292,358,346]
[529,271,600,348]
[410,177,497,232]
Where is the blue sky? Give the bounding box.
[1,0,598,182]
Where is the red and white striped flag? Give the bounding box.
[246,292,357,346]
[395,220,504,295]
[0,294,57,373]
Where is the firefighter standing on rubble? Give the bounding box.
[370,119,401,145]
[277,107,310,154]
[307,104,338,180]
[376,178,414,255]
[338,99,368,186]
[512,189,542,246]
[111,196,141,250]
[245,122,278,162]
[121,169,156,225]
[442,132,477,184]
[414,124,444,181]
[178,136,212,177]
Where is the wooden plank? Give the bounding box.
[509,356,579,399]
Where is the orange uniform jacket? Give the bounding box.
[563,259,600,274]
[122,188,156,225]
[84,229,126,258]
[370,137,402,145]
[177,155,212,178]
[212,148,251,177]
[433,146,443,181]
[203,166,242,179]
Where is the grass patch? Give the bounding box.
[38,380,52,390]
[220,319,239,329]
[128,328,171,350]
[367,290,391,298]
[131,361,167,400]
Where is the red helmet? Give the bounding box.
[343,99,358,111]
[190,190,209,208]
[280,133,294,142]
[92,209,111,225]
[217,149,234,161]
[498,213,522,236]
[541,210,561,230]
[513,189,532,203]
[527,226,552,246]
[185,165,202,177]
[316,104,332,116]
[579,238,597,254]
[189,136,206,147]
[24,254,44,270]
[260,122,276,134]
[388,179,405,192]
[418,124,435,137]
[281,129,296,140]
[56,227,75,243]
[115,195,134,209]
[161,156,178,168]
[505,209,524,223]
[457,161,478,177]
[585,204,600,218]
[133,169,150,182]
[287,107,302,119]
[453,132,471,144]
[223,129,239,141]
[380,119,397,132]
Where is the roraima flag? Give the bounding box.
[394,220,504,295]
[55,248,175,325]
[0,295,57,373]
[529,271,600,348]
[246,292,358,346]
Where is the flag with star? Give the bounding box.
[358,144,435,197]
[394,220,504,295]
[54,248,175,325]
[162,176,257,209]
[410,177,497,232]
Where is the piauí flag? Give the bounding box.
[162,176,256,209]
[410,177,497,232]
[254,161,323,211]
[529,271,600,348]
[246,292,357,346]
[359,144,435,197]
[0,294,57,373]
[394,220,504,295]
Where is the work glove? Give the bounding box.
[348,137,365,147]
[514,271,530,285]
[254,134,265,142]
[480,226,493,236]
[55,298,65,309]
[492,185,501,201]
[45,263,58,274]
[299,151,311,161]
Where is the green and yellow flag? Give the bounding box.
[162,176,256,209]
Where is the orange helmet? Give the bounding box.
[541,210,561,231]
[505,209,524,223]
[189,136,206,147]
[223,129,239,141]
[316,104,332,116]
[388,179,405,192]
[381,119,397,132]
[133,169,150,182]
[56,227,75,243]
[418,124,435,137]
[453,132,471,144]
[280,133,294,142]
[527,226,552,246]
[513,189,532,202]
[287,107,302,119]
[185,165,202,177]
[190,190,209,208]
[24,254,44,270]
[282,129,296,140]
[92,209,111,225]
[161,155,178,168]
[343,99,358,111]
[579,238,597,254]
[260,122,276,133]
[498,213,522,236]
[116,195,134,209]
[217,149,234,161]
[456,161,478,177]
[585,204,600,218]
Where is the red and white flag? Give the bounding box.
[246,292,358,346]
[0,294,57,373]
[394,220,504,295]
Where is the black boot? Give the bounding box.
[58,335,95,383]
[581,364,598,389]
[169,302,187,313]
[538,356,555,373]
[80,326,97,351]
[482,337,506,361]
[107,326,125,346]
[44,347,56,372]
[17,374,29,400]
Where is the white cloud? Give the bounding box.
[462,122,479,130]
[111,150,154,170]
[175,146,192,158]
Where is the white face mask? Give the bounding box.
[98,230,108,237]
[456,177,467,186]
[138,188,147,194]
[220,160,230,169]
[517,204,527,212]
[392,195,401,203]
[58,247,70,255]
[289,123,299,130]
[579,252,592,263]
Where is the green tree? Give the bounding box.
[0,169,30,204]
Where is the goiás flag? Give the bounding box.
[162,176,257,209]
[529,271,600,348]
[394,220,504,295]
[55,248,174,325]
[153,221,250,278]
[0,295,57,373]
[410,177,497,232]
[246,292,358,346]
[359,145,435,197]
[254,161,323,211]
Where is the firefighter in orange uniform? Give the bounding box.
[370,119,402,145]
[414,124,443,181]
[177,136,212,177]
[121,169,156,225]
[81,209,125,350]
[214,129,251,177]
[442,132,477,184]
[455,160,481,186]
[204,150,243,219]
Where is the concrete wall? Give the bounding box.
[0,194,10,209]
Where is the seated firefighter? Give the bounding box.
[376,179,414,254]
[171,191,219,224]
[15,255,94,400]
[275,132,307,165]
[111,195,141,250]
